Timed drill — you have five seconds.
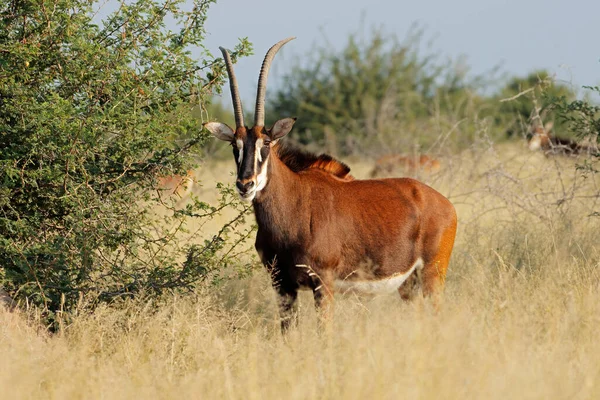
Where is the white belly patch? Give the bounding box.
[334,258,423,294]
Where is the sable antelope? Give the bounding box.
[528,122,596,156]
[156,170,195,202]
[370,153,441,178]
[205,38,457,331]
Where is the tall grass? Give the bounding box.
[1,138,599,399]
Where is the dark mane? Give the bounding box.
[274,142,352,180]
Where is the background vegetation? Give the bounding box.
[268,27,584,156]
[0,0,254,320]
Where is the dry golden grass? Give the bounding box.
[1,141,599,399]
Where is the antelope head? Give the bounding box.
[528,121,553,151]
[205,38,296,201]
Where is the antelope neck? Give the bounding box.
[252,153,303,235]
[253,152,299,204]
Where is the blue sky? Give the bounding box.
[203,0,599,106]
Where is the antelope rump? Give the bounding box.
[205,38,458,331]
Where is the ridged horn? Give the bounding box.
[254,37,296,127]
[219,46,245,128]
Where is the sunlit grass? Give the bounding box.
[1,142,599,399]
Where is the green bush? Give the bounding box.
[0,0,253,318]
[550,85,600,145]
[268,27,496,155]
[494,71,577,138]
[550,84,600,216]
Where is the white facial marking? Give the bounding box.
[237,138,269,202]
[256,138,264,162]
[255,157,269,193]
[253,139,260,174]
[236,139,243,163]
[334,258,423,294]
[239,194,254,203]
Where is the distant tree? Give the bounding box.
[268,27,494,155]
[0,0,253,317]
[494,71,577,138]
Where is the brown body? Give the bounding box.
[255,147,456,304]
[370,154,441,177]
[205,38,457,330]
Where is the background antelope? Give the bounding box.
[205,38,457,330]
[370,153,441,178]
[156,169,195,203]
[528,121,597,156]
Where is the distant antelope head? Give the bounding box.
[528,121,553,151]
[205,38,296,201]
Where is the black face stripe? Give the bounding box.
[233,131,273,184]
[232,146,241,165]
[240,138,256,180]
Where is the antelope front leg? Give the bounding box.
[311,270,334,329]
[276,287,298,333]
[313,286,334,329]
[258,248,298,332]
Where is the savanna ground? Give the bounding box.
[2,138,600,399]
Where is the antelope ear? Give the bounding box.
[269,117,296,140]
[204,122,235,142]
[544,121,554,132]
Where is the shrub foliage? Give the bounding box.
[0,0,252,315]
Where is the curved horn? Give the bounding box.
[254,37,296,127]
[219,46,245,128]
